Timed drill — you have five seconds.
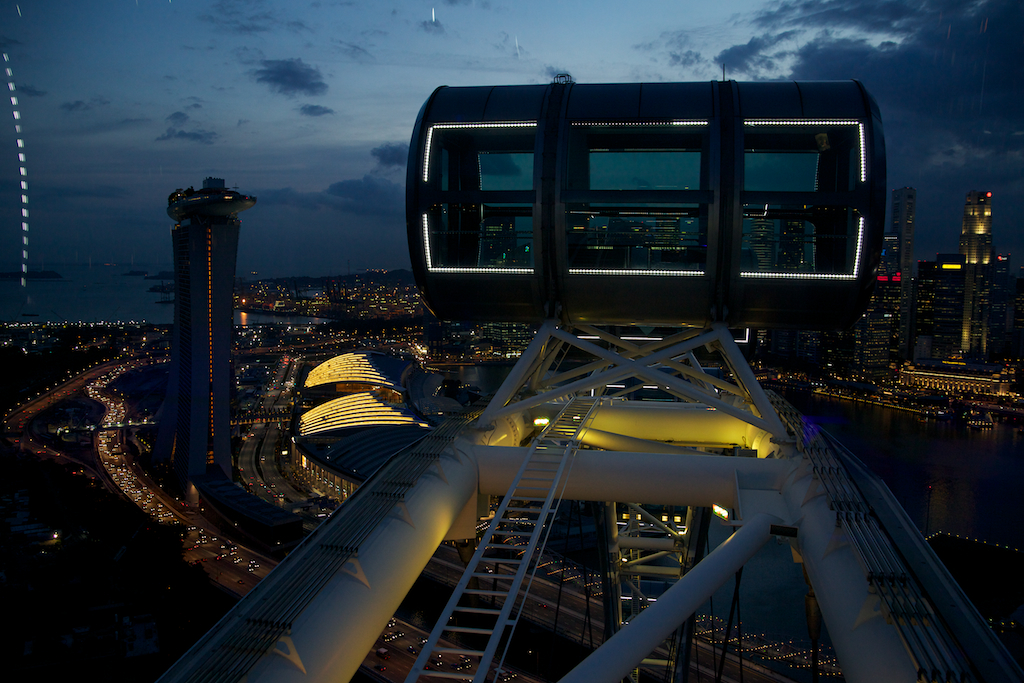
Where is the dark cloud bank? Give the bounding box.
[253,58,328,97]
[667,0,1024,259]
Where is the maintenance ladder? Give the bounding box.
[407,398,600,683]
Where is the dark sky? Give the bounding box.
[1,0,1021,278]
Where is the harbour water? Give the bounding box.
[1,263,175,324]
[782,389,1024,551]
[0,264,326,327]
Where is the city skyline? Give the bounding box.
[1,0,1022,281]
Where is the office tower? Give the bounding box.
[155,178,256,501]
[865,230,903,366]
[959,191,994,357]
[989,254,1011,357]
[777,219,807,271]
[959,191,993,265]
[913,255,969,360]
[891,188,915,358]
[748,216,775,271]
[1013,276,1024,360]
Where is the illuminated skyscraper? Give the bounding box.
[155,177,256,500]
[891,187,915,358]
[959,191,993,266]
[959,191,993,356]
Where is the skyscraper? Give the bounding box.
[959,191,994,356]
[959,191,993,266]
[913,255,970,360]
[891,187,915,358]
[155,178,256,501]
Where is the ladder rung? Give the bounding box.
[444,626,494,635]
[452,607,503,615]
[470,572,513,580]
[418,672,475,680]
[463,589,509,596]
[434,647,486,656]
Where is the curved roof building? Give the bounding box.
[297,392,429,438]
[304,351,410,393]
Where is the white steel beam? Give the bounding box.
[475,446,793,511]
[558,512,778,683]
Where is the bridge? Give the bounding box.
[231,408,292,427]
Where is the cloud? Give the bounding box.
[166,111,190,126]
[155,127,218,144]
[371,143,408,168]
[420,20,445,35]
[252,58,328,97]
[198,0,309,35]
[300,104,335,117]
[15,84,46,97]
[257,176,403,216]
[334,40,374,63]
[325,176,404,215]
[754,0,924,36]
[59,96,111,113]
[668,50,705,68]
[714,30,799,75]
[60,100,90,112]
[495,32,526,59]
[543,66,573,81]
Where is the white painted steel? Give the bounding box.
[475,446,793,511]
[557,513,778,683]
[781,456,919,681]
[241,444,479,683]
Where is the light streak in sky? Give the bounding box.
[4,51,29,287]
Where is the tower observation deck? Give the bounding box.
[157,85,1022,683]
[155,177,256,502]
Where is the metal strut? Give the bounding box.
[406,398,600,683]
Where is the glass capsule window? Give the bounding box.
[564,122,708,275]
[741,121,865,279]
[426,203,533,270]
[421,123,536,272]
[565,205,704,273]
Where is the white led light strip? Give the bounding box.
[5,52,29,287]
[571,121,708,127]
[569,268,704,276]
[740,216,865,280]
[422,121,537,183]
[744,119,867,183]
[422,213,533,274]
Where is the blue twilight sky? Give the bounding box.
[1,0,1022,278]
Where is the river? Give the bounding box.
[781,389,1024,551]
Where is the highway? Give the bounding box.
[4,353,277,597]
